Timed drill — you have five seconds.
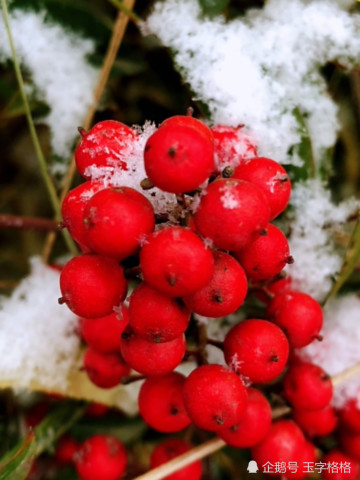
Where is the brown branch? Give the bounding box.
[42,0,136,263]
[0,214,61,232]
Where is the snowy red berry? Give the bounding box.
[193,178,270,251]
[75,120,136,179]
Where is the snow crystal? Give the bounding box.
[285,179,360,302]
[299,294,360,409]
[0,257,80,390]
[86,121,178,215]
[220,188,240,210]
[144,0,360,168]
[0,9,99,160]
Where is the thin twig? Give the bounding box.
[0,214,61,232]
[1,0,77,255]
[132,362,360,480]
[42,0,136,263]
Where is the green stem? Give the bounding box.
[1,0,77,255]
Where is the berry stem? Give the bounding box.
[206,338,224,350]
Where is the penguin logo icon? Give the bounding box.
[247,460,259,473]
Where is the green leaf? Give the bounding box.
[0,401,86,480]
[323,217,360,305]
[287,108,315,182]
[198,0,230,17]
[0,434,36,480]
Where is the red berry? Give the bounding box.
[160,115,214,144]
[182,251,248,317]
[150,438,202,480]
[292,404,338,437]
[182,364,248,432]
[251,420,306,475]
[138,372,191,433]
[83,187,155,261]
[233,156,291,219]
[61,180,105,252]
[211,124,257,173]
[223,319,289,384]
[283,362,333,410]
[83,348,130,389]
[266,291,323,348]
[144,122,214,193]
[75,120,136,179]
[140,226,214,297]
[59,254,127,318]
[128,282,190,342]
[55,435,80,465]
[86,403,109,417]
[339,397,360,433]
[120,327,186,376]
[193,178,270,251]
[282,441,316,480]
[233,224,291,282]
[321,449,360,480]
[218,387,272,448]
[79,304,129,354]
[74,434,127,480]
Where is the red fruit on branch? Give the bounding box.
[59,254,127,318]
[233,156,291,220]
[75,120,136,179]
[83,187,155,261]
[223,319,289,384]
[193,178,270,251]
[182,364,248,432]
[83,348,130,389]
[74,435,127,480]
[266,291,323,348]
[138,372,191,433]
[128,282,190,343]
[182,250,248,317]
[144,118,214,193]
[140,226,214,297]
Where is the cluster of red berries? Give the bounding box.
[58,115,359,479]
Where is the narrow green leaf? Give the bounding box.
[0,434,36,480]
[0,402,86,480]
[198,0,230,17]
[324,217,360,305]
